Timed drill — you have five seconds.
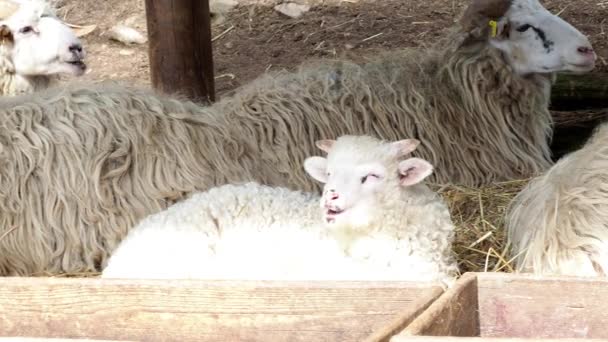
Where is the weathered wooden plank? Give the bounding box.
[551,73,608,111]
[398,273,479,337]
[144,0,215,103]
[553,109,608,129]
[477,273,608,338]
[0,339,131,341]
[363,287,444,342]
[0,277,441,342]
[391,337,608,342]
[397,272,608,340]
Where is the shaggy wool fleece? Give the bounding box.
[219,38,553,189]
[507,123,608,277]
[0,84,230,274]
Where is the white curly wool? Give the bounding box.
[102,135,458,285]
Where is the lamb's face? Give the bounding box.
[462,0,596,75]
[1,1,86,77]
[319,161,390,228]
[304,135,433,231]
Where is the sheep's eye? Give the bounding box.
[516,24,532,33]
[19,26,33,34]
[361,174,379,184]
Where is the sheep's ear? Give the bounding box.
[0,24,13,45]
[391,139,420,157]
[398,158,433,186]
[315,139,335,153]
[459,0,512,38]
[304,156,328,183]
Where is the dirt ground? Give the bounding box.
[59,0,608,99]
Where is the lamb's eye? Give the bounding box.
[361,174,379,184]
[19,26,33,34]
[516,24,532,32]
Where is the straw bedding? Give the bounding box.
[433,179,529,275]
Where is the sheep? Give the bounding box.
[506,123,608,277]
[0,0,86,96]
[0,0,597,276]
[101,135,458,285]
[215,0,596,187]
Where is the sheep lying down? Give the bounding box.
[102,135,458,285]
[507,123,608,277]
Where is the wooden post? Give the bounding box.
[144,0,215,103]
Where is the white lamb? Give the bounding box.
[102,135,458,286]
[0,0,86,95]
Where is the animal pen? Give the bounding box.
[3,274,608,340]
[1,0,608,340]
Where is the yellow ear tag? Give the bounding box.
[489,20,498,37]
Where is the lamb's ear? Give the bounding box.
[304,156,328,183]
[315,139,335,153]
[0,24,13,45]
[391,139,420,157]
[398,158,434,186]
[459,0,512,38]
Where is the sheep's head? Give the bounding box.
[460,0,595,75]
[304,135,434,230]
[0,0,86,77]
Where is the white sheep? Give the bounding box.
[102,135,458,286]
[0,0,85,95]
[506,123,608,277]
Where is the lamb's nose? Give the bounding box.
[330,193,339,200]
[69,43,83,53]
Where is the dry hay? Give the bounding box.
[432,179,530,275]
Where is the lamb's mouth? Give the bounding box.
[64,59,87,76]
[565,61,595,73]
[67,60,86,69]
[325,208,345,223]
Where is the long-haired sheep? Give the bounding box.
[0,0,86,95]
[101,135,458,285]
[0,0,597,276]
[506,123,608,277]
[218,0,595,186]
